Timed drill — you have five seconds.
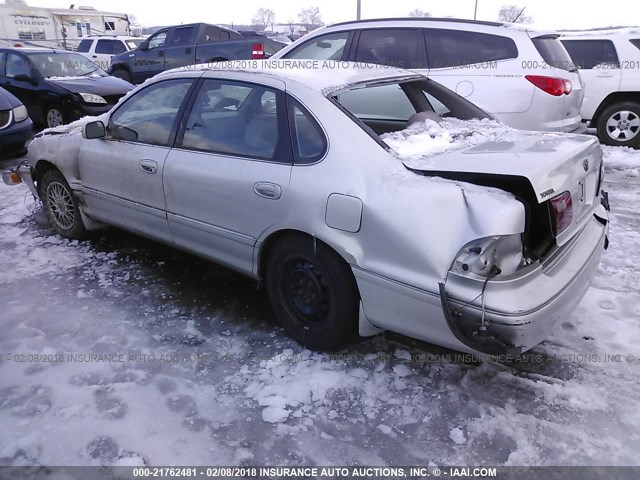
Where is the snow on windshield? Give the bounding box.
[381,117,520,160]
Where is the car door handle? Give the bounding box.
[92,55,97,58]
[596,72,615,78]
[254,182,281,199]
[140,159,158,174]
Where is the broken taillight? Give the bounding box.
[251,43,265,59]
[550,191,573,236]
[526,75,572,96]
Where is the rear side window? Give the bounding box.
[286,31,350,60]
[532,36,576,71]
[355,29,423,68]
[180,79,282,161]
[561,39,619,69]
[426,29,518,68]
[631,39,640,50]
[76,39,92,53]
[171,27,195,46]
[288,98,327,164]
[95,40,114,54]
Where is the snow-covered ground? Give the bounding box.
[0,146,639,467]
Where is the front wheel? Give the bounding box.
[597,102,640,148]
[45,106,66,128]
[265,235,359,351]
[40,169,86,239]
[111,68,132,83]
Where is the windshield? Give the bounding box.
[26,52,106,78]
[126,39,143,50]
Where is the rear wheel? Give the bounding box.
[597,102,640,148]
[265,235,359,351]
[112,68,132,83]
[40,169,86,239]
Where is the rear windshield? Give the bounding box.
[631,39,640,51]
[532,36,576,71]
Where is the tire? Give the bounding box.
[112,68,132,83]
[45,106,66,128]
[596,101,640,148]
[39,169,87,239]
[265,235,359,351]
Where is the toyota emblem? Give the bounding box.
[583,159,589,172]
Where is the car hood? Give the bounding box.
[47,75,133,95]
[0,87,22,110]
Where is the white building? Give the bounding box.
[0,0,135,50]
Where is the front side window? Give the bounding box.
[426,29,518,68]
[180,79,282,161]
[148,31,167,49]
[286,31,350,60]
[355,29,423,68]
[5,53,31,78]
[109,79,193,146]
[631,39,640,51]
[561,39,620,69]
[289,98,326,164]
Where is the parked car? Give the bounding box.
[273,18,585,133]
[561,28,640,148]
[0,86,32,158]
[0,48,134,128]
[76,36,145,72]
[108,23,286,84]
[2,61,609,356]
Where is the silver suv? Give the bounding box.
[562,28,640,148]
[273,18,585,133]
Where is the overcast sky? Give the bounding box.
[5,0,640,30]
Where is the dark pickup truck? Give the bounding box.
[108,23,285,84]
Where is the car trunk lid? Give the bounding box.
[403,131,603,246]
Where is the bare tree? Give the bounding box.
[252,8,276,29]
[127,13,141,27]
[497,5,532,24]
[408,8,431,17]
[298,6,324,29]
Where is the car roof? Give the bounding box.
[162,60,423,95]
[561,27,640,38]
[1,47,58,53]
[316,17,557,37]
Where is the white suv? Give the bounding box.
[76,36,144,72]
[561,29,640,148]
[273,18,585,133]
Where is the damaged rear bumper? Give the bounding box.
[440,201,610,356]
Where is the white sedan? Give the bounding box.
[3,60,610,356]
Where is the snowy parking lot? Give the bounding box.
[0,146,639,467]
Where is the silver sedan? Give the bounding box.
[3,61,610,356]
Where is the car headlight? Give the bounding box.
[79,93,107,104]
[12,105,28,122]
[451,234,524,278]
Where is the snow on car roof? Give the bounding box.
[163,60,423,95]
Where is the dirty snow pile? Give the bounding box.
[381,117,522,159]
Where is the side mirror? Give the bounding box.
[139,40,149,51]
[83,121,106,139]
[13,73,36,85]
